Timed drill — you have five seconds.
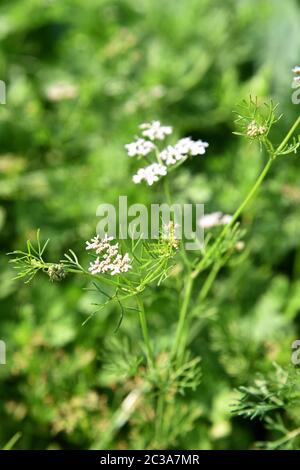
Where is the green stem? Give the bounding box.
[172,114,300,364]
[171,275,194,362]
[170,143,268,361]
[163,176,191,270]
[163,177,172,206]
[192,157,273,279]
[192,114,300,280]
[270,426,300,449]
[3,432,21,451]
[275,115,300,155]
[136,295,154,368]
[170,154,271,363]
[198,259,222,302]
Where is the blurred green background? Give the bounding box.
[1,0,300,450]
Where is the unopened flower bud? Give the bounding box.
[48,264,67,282]
[246,120,267,138]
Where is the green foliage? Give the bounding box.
[1,0,300,451]
[8,229,51,283]
[233,364,300,449]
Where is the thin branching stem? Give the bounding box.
[171,274,194,363]
[136,295,154,368]
[171,113,300,369]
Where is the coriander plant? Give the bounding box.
[9,85,300,448]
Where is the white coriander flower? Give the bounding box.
[132,168,145,184]
[198,212,233,229]
[160,145,185,165]
[125,138,155,157]
[292,66,300,74]
[174,137,193,154]
[188,139,209,156]
[103,243,119,259]
[140,121,173,141]
[88,257,102,275]
[294,76,300,85]
[86,235,132,276]
[132,163,167,186]
[159,138,209,166]
[221,214,233,225]
[86,233,114,254]
[110,253,132,275]
[126,121,209,182]
[175,137,209,156]
[85,234,100,250]
[89,256,113,274]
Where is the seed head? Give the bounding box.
[246,120,267,138]
[48,264,67,282]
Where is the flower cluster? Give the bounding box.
[292,66,300,86]
[125,121,209,186]
[198,212,233,229]
[125,138,155,157]
[246,120,267,138]
[86,234,132,276]
[132,162,167,186]
[160,138,208,165]
[140,120,172,140]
